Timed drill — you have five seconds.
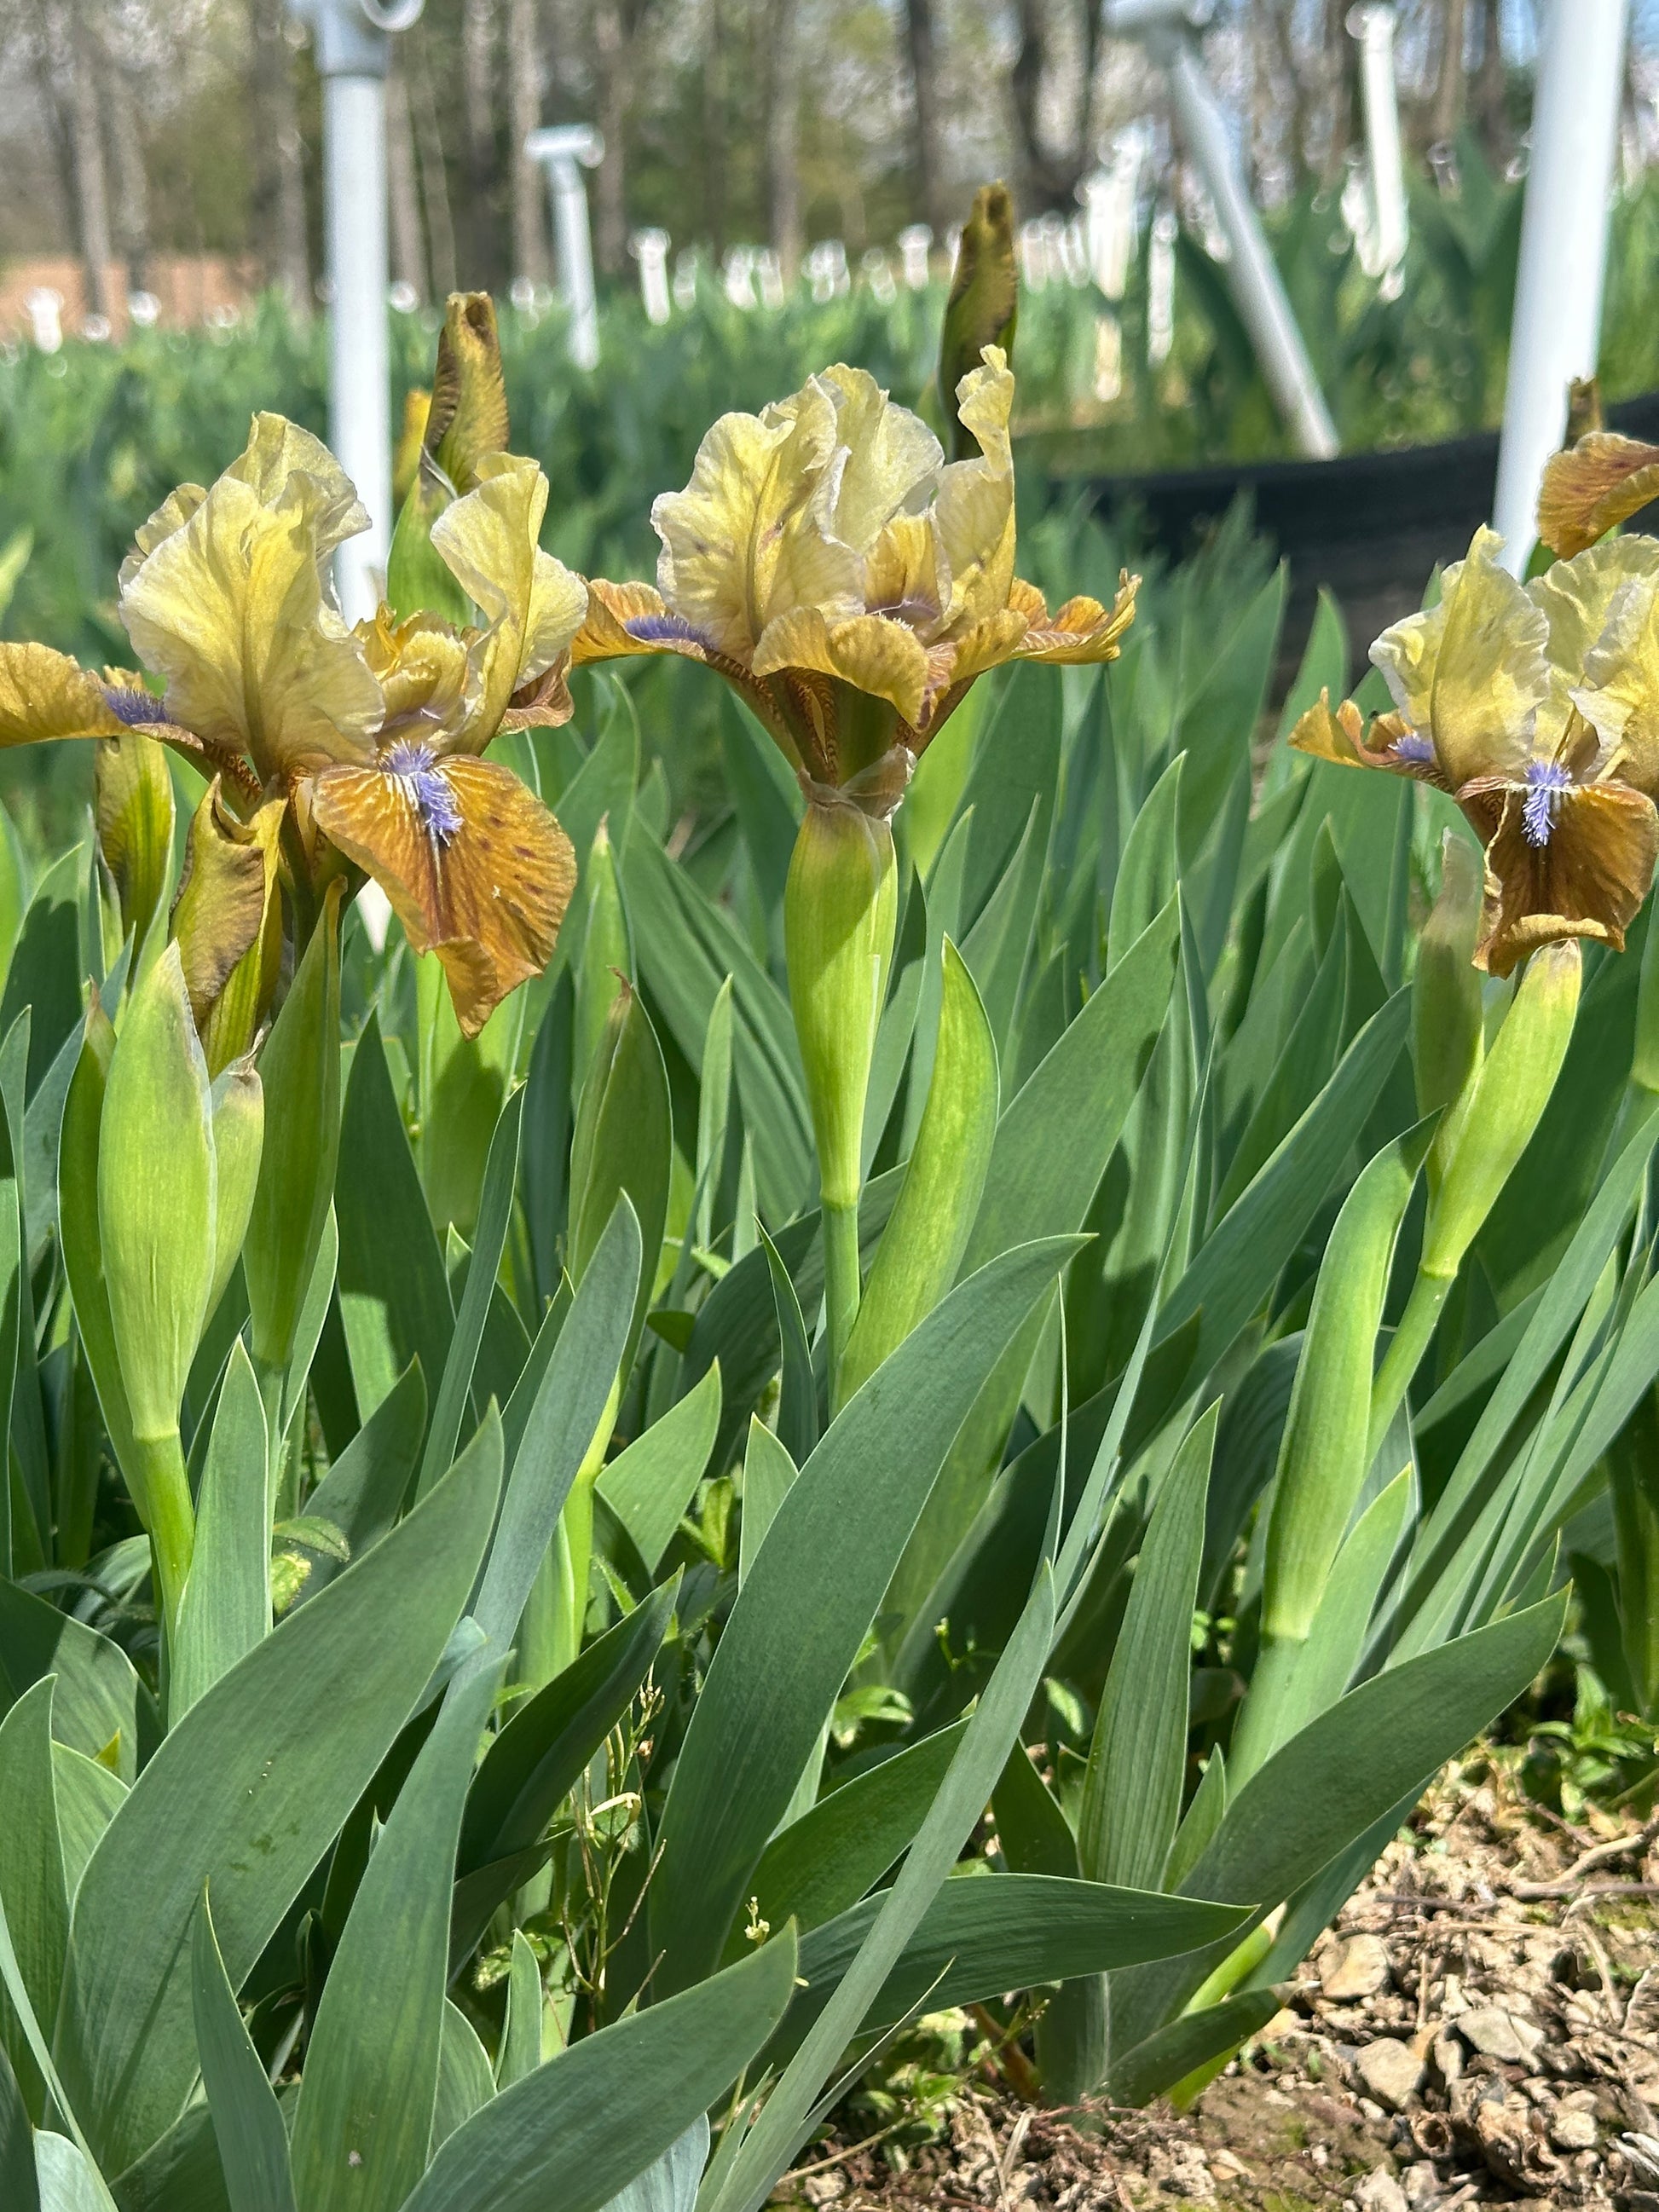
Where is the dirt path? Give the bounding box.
[778,1765,1659,2210]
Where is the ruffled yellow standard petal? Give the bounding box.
[651,378,860,660]
[358,606,478,747]
[119,413,384,781]
[933,347,1017,634]
[1529,534,1659,757]
[1538,431,1659,558]
[1373,526,1549,789]
[816,365,943,556]
[171,785,286,1074]
[0,644,128,744]
[429,453,587,739]
[1573,563,1659,800]
[310,752,576,1036]
[1455,775,1659,977]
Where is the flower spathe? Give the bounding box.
[572,347,1138,813]
[0,413,584,1036]
[1292,525,1659,979]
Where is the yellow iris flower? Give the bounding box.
[0,412,584,1036]
[1292,525,1659,977]
[571,346,1138,815]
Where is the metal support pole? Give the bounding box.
[1349,5,1408,293]
[292,0,424,622]
[1107,0,1339,459]
[1491,0,1629,572]
[525,126,604,371]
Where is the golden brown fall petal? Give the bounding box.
[310,752,576,1036]
[1456,775,1659,978]
[1537,431,1659,558]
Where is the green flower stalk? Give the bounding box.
[785,794,898,1411]
[1370,939,1581,1454]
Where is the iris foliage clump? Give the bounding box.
[1,235,1658,2212]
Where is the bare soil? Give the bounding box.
[777,1765,1659,2212]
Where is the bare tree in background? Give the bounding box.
[1429,0,1469,147]
[104,22,151,294]
[388,64,429,301]
[904,0,949,235]
[764,0,803,280]
[702,0,726,257]
[463,0,499,286]
[508,0,550,285]
[1010,0,1103,212]
[62,3,113,316]
[408,28,460,297]
[590,0,661,277]
[250,0,309,306]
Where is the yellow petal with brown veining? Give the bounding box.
[1537,431,1659,558]
[0,644,126,745]
[753,607,931,728]
[310,752,575,1037]
[171,786,286,1074]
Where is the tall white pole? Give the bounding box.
[1491,0,1628,574]
[325,72,390,621]
[1349,5,1408,293]
[1160,38,1340,458]
[292,0,423,621]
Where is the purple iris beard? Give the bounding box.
[383,739,463,845]
[1390,731,1436,764]
[627,610,714,650]
[1521,759,1573,847]
[101,685,162,726]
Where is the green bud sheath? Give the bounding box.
[95,731,174,960]
[1421,939,1580,1280]
[98,943,218,1643]
[1413,832,1484,1197]
[207,1056,264,1322]
[246,885,341,1375]
[784,797,898,1406]
[1370,939,1581,1455]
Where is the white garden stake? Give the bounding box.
[290,0,425,623]
[525,125,604,372]
[1347,4,1408,296]
[1491,0,1629,573]
[1107,0,1339,458]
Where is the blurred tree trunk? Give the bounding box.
[1320,0,1359,182]
[250,0,310,308]
[463,0,498,286]
[1010,0,1102,214]
[702,0,726,257]
[64,3,113,319]
[508,0,549,286]
[409,32,460,298]
[1472,0,1508,162]
[763,0,802,280]
[387,64,428,303]
[904,0,948,236]
[1431,0,1468,147]
[105,40,151,296]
